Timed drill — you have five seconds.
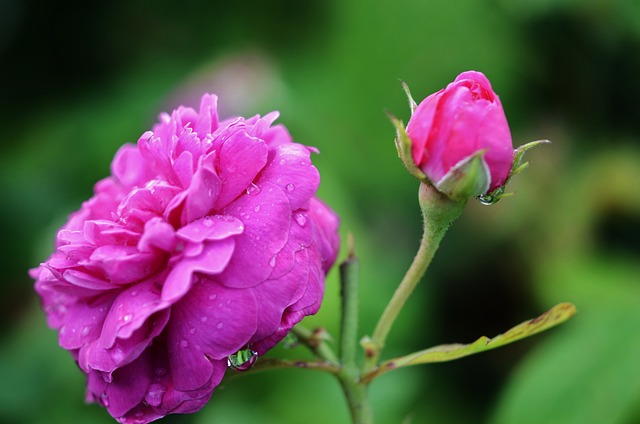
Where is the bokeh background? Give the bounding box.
[2,0,639,423]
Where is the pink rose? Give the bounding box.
[406,71,515,198]
[31,94,340,423]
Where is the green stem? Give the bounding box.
[365,183,465,370]
[337,235,371,423]
[291,325,339,364]
[339,235,360,370]
[338,372,373,424]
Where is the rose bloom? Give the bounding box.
[406,71,514,195]
[30,94,340,423]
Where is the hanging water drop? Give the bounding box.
[227,348,258,371]
[477,187,504,206]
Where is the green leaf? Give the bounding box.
[361,302,576,383]
[492,303,640,424]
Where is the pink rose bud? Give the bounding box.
[402,71,515,201]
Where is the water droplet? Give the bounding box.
[286,183,295,192]
[269,256,277,268]
[227,165,237,173]
[227,348,258,371]
[294,213,307,226]
[246,183,260,195]
[180,340,189,349]
[201,316,208,323]
[477,188,504,206]
[130,290,139,297]
[216,322,224,330]
[154,367,167,377]
[203,218,213,227]
[59,325,67,335]
[123,314,133,323]
[189,327,196,335]
[100,393,110,407]
[253,205,260,212]
[208,293,217,301]
[145,383,166,407]
[279,159,286,165]
[81,326,91,337]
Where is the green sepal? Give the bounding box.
[360,302,576,384]
[388,110,428,182]
[435,150,491,201]
[478,139,551,205]
[401,80,418,115]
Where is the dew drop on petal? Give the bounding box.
[201,316,208,323]
[189,327,196,335]
[269,256,277,268]
[180,340,189,349]
[203,218,213,227]
[227,348,258,371]
[208,293,217,301]
[100,393,110,407]
[145,383,167,407]
[295,213,307,227]
[81,326,91,337]
[279,159,286,165]
[154,367,167,377]
[286,183,295,192]
[123,313,133,323]
[246,183,260,195]
[216,322,224,330]
[253,205,260,212]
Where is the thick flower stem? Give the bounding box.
[364,183,465,371]
[336,235,373,423]
[338,373,373,424]
[339,235,360,370]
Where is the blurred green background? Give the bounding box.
[2,0,640,423]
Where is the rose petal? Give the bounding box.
[161,238,235,303]
[217,182,291,288]
[213,131,268,209]
[258,143,320,210]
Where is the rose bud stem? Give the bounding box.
[364,183,465,370]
